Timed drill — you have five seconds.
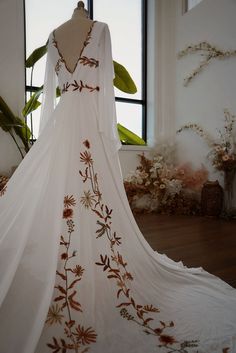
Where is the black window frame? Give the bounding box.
[24,0,147,143]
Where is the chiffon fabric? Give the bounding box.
[0,21,235,353]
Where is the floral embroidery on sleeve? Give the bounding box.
[79,140,200,353]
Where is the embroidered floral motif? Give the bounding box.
[52,21,97,74]
[71,80,99,93]
[78,56,99,68]
[62,83,70,94]
[55,58,64,75]
[61,80,99,94]
[79,141,199,353]
[47,195,97,353]
[82,22,96,50]
[46,304,64,326]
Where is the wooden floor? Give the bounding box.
[134,213,236,288]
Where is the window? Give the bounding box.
[24,0,147,141]
[183,0,203,12]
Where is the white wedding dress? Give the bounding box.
[0,21,235,353]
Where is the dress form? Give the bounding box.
[53,1,93,73]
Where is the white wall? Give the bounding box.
[0,0,25,176]
[175,0,236,183]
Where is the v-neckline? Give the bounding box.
[52,21,96,75]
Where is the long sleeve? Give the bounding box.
[38,35,57,136]
[98,24,122,153]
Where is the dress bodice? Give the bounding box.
[39,21,121,152]
[49,21,101,95]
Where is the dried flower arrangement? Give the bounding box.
[0,175,8,196]
[124,145,208,215]
[178,42,236,86]
[177,110,236,172]
[177,109,236,214]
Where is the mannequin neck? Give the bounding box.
[71,8,89,20]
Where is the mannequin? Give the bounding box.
[53,1,93,73]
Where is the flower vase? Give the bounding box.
[223,168,236,215]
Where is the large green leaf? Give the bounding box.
[0,96,31,152]
[22,86,43,117]
[56,86,61,98]
[14,116,31,140]
[26,44,48,68]
[117,123,146,145]
[113,61,137,94]
[0,112,12,132]
[0,96,16,124]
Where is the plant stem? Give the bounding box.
[9,131,24,159]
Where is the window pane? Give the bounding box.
[116,102,142,138]
[93,0,142,100]
[25,0,145,143]
[187,0,203,11]
[25,0,88,87]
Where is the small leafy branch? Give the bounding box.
[46,195,97,353]
[178,41,236,86]
[0,96,31,158]
[79,139,199,352]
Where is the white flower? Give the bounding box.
[137,177,144,184]
[165,179,182,197]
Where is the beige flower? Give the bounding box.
[160,184,166,189]
[215,145,222,152]
[46,304,64,325]
[80,190,96,209]
[72,265,85,277]
[222,154,230,161]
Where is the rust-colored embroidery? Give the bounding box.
[52,21,97,74]
[79,141,199,352]
[47,195,97,353]
[55,58,64,75]
[62,83,70,94]
[61,80,99,94]
[78,56,99,68]
[71,80,99,92]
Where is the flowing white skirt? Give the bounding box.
[0,93,235,353]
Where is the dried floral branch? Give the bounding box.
[177,41,236,86]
